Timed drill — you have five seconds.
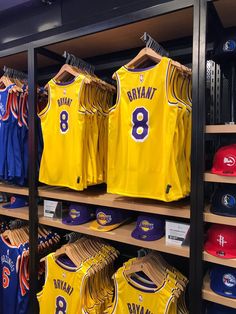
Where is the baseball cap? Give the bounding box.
[211,185,236,217]
[62,203,96,225]
[131,215,165,241]
[90,207,131,232]
[210,265,236,299]
[211,144,236,176]
[2,195,28,209]
[204,224,236,258]
[207,302,236,313]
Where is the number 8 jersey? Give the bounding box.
[107,57,181,202]
[39,76,86,191]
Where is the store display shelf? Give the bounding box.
[38,186,190,218]
[203,252,236,267]
[205,124,236,133]
[39,215,189,258]
[204,172,236,184]
[203,273,236,309]
[0,183,29,195]
[0,205,29,220]
[204,206,236,226]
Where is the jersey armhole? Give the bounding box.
[38,85,51,119]
[108,274,118,314]
[108,72,120,114]
[37,255,50,297]
[166,62,179,107]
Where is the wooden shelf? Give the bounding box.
[38,186,190,218]
[205,124,236,133]
[38,215,189,258]
[203,252,236,267]
[203,273,236,309]
[0,183,29,195]
[204,172,236,184]
[204,205,236,226]
[0,205,29,220]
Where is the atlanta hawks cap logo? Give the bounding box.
[223,155,236,167]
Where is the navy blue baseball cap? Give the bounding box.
[3,195,28,209]
[211,185,236,217]
[90,207,131,231]
[210,265,236,298]
[207,303,236,313]
[131,215,165,241]
[62,203,96,225]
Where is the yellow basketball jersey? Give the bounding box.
[108,267,175,314]
[37,253,86,314]
[39,76,86,190]
[107,57,180,202]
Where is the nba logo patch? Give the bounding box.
[140,75,144,83]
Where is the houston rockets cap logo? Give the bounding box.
[223,273,236,288]
[97,212,112,226]
[217,234,227,247]
[224,156,236,167]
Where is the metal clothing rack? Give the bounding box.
[140,32,169,57]
[3,65,28,80]
[63,51,95,74]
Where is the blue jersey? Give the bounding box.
[0,235,23,314]
[0,85,15,180]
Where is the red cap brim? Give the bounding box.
[204,241,236,259]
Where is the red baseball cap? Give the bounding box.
[204,224,236,259]
[211,144,236,176]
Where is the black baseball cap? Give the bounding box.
[211,185,236,217]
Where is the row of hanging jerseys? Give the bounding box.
[0,218,60,314]
[38,237,188,314]
[38,49,192,202]
[0,78,43,186]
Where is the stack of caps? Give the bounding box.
[131,214,165,241]
[90,208,131,231]
[62,203,96,225]
[211,185,236,217]
[204,224,236,259]
[211,145,236,176]
[210,265,236,299]
[3,195,28,209]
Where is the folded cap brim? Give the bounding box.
[89,219,127,232]
[211,207,236,217]
[62,217,92,225]
[205,241,236,259]
[211,168,236,176]
[131,228,164,241]
[2,202,28,209]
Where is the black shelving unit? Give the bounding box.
[1,0,231,313]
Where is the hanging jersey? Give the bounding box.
[0,235,23,314]
[37,253,89,314]
[0,85,15,180]
[108,267,175,314]
[39,76,86,190]
[107,57,180,202]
